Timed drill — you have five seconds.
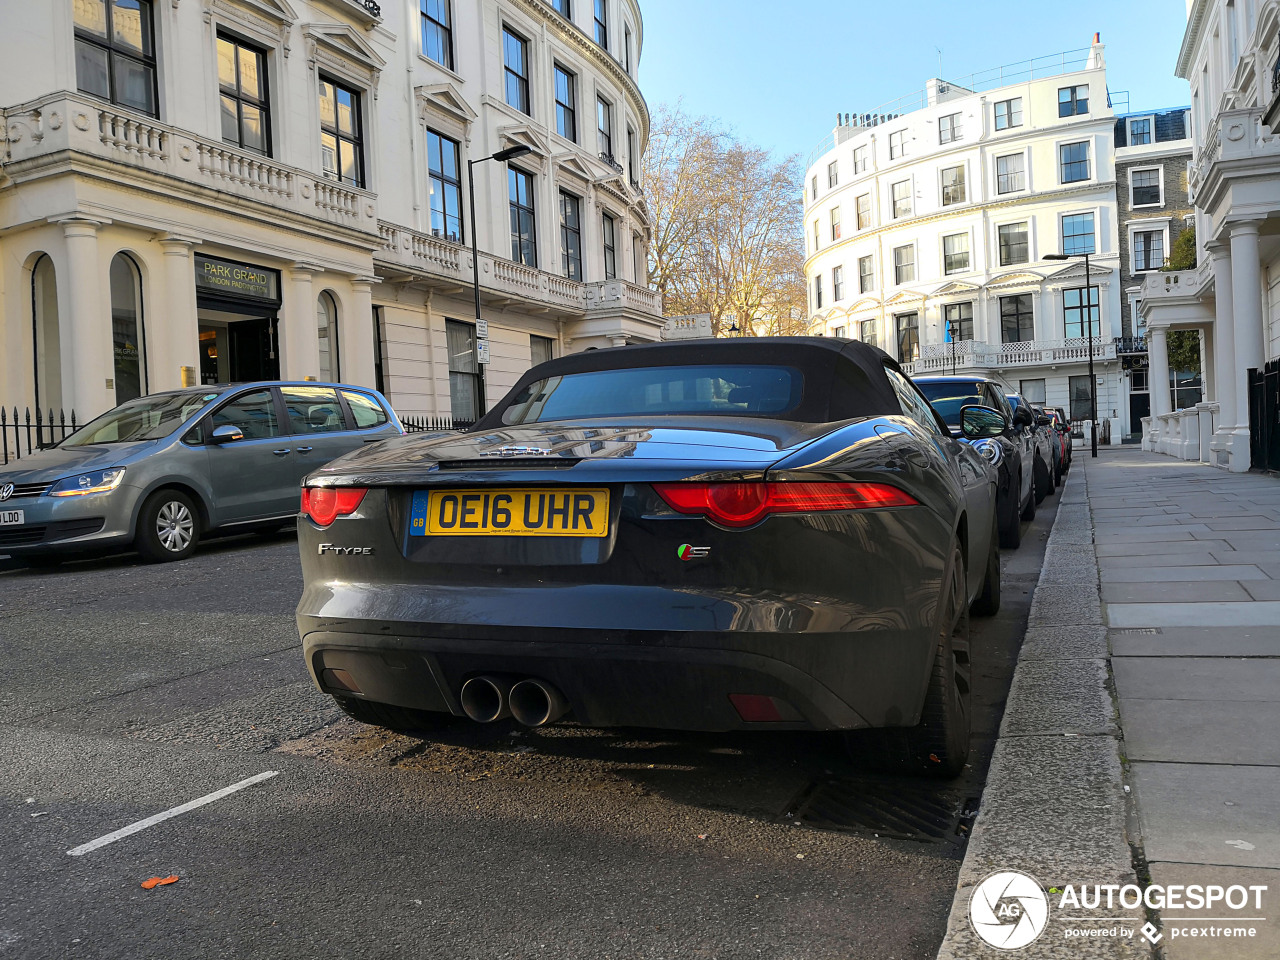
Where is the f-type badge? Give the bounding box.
[318,544,374,556]
[676,544,710,560]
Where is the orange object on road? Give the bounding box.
[140,876,179,889]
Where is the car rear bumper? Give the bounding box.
[298,583,937,732]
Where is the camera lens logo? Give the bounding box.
[969,871,1050,950]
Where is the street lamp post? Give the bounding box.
[1045,250,1098,458]
[467,144,532,413]
[948,318,957,376]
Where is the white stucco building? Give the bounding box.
[1140,0,1280,471]
[1,0,662,427]
[804,39,1134,438]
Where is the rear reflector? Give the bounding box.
[652,480,917,528]
[729,694,785,723]
[301,487,368,527]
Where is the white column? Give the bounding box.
[59,218,114,417]
[1200,328,1214,402]
[1230,219,1265,452]
[342,277,378,388]
[1149,326,1172,418]
[1208,240,1237,437]
[282,263,322,380]
[156,236,201,391]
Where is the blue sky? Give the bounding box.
[636,0,1191,158]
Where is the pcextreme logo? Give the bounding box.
[969,871,1050,949]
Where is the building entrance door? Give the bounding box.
[193,254,283,385]
[198,314,279,384]
[1129,392,1150,437]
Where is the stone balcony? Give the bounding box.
[900,337,1117,375]
[1191,106,1280,198]
[375,221,663,341]
[1,93,379,239]
[1136,265,1215,330]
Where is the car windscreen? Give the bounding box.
[915,381,985,427]
[60,391,221,446]
[499,364,803,425]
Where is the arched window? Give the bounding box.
[110,253,146,404]
[31,255,62,412]
[317,291,340,382]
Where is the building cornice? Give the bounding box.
[1176,0,1210,79]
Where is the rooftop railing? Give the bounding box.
[808,45,1099,166]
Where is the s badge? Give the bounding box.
[676,544,710,560]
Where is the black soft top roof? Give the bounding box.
[473,337,903,428]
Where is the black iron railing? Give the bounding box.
[2,406,79,465]
[1272,30,1280,95]
[351,0,381,16]
[598,152,623,173]
[401,414,473,434]
[1114,336,1148,354]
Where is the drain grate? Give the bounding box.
[779,776,974,843]
[1111,627,1161,635]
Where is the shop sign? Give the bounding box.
[194,255,281,304]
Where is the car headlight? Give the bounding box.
[49,467,127,497]
[973,439,1003,467]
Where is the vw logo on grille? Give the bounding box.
[0,483,13,501]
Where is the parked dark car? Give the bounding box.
[1006,395,1056,504]
[1046,407,1073,473]
[295,338,1000,776]
[1032,404,1065,486]
[915,375,1036,549]
[0,382,401,564]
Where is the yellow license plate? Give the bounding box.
[411,488,610,537]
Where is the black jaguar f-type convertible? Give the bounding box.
[295,338,1002,775]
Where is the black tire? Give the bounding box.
[998,469,1022,550]
[135,489,200,563]
[335,696,456,734]
[971,517,1001,617]
[1033,456,1049,503]
[1020,474,1037,521]
[846,543,972,778]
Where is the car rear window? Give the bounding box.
[915,380,985,427]
[499,364,803,424]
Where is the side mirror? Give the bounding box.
[961,404,1008,440]
[209,424,244,444]
[1036,414,1054,427]
[1011,405,1033,428]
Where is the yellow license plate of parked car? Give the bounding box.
[410,488,610,537]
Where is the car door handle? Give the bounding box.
[272,448,291,456]
[296,446,314,453]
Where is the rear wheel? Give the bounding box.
[846,543,972,778]
[971,517,1001,617]
[135,489,200,563]
[334,696,456,735]
[998,469,1022,550]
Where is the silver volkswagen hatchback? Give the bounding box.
[0,382,402,565]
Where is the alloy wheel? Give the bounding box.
[156,501,194,553]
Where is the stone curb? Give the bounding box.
[935,465,1148,959]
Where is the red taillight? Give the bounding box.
[652,481,917,528]
[301,486,368,527]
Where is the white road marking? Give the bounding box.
[66,771,279,857]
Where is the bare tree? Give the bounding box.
[642,105,806,337]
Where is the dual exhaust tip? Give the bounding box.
[460,675,568,727]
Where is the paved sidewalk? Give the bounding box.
[1088,448,1280,959]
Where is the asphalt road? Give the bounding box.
[0,491,1059,960]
